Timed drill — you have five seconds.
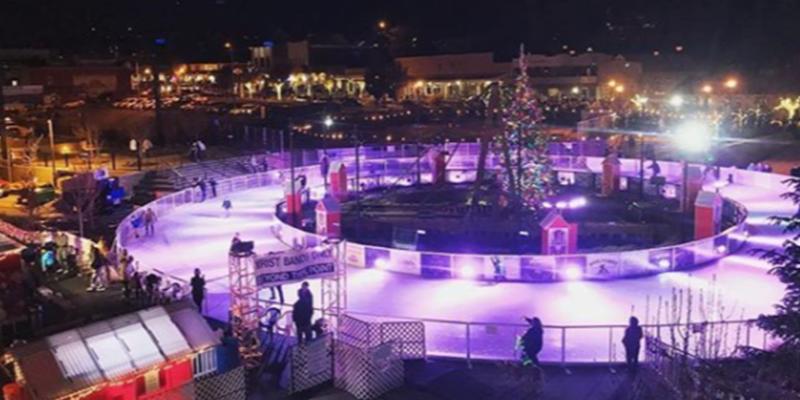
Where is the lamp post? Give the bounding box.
[288,118,297,226]
[324,116,333,150]
[47,119,56,184]
[673,119,713,212]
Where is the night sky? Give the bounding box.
[2,0,799,70]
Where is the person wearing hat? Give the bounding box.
[520,317,544,366]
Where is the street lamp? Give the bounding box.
[668,94,684,108]
[701,84,713,94]
[324,116,334,128]
[724,78,738,90]
[674,119,713,154]
[673,119,714,211]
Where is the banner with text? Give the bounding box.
[255,246,336,288]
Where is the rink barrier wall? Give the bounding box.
[113,143,788,363]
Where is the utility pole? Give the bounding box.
[354,124,361,216]
[48,119,56,184]
[0,66,10,181]
[289,120,296,226]
[153,38,166,145]
[639,133,645,199]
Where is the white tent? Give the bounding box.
[7,301,220,400]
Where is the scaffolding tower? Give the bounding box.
[228,250,262,369]
[320,238,347,330]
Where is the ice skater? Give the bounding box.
[191,268,206,312]
[131,210,145,238]
[222,199,232,218]
[144,208,157,237]
[209,177,218,198]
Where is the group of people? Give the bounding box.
[520,316,644,372]
[192,175,218,202]
[248,154,270,173]
[746,162,773,172]
[291,281,327,344]
[189,139,207,162]
[130,208,158,239]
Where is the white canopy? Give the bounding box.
[9,301,219,400]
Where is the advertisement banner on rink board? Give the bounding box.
[345,242,366,268]
[254,246,336,288]
[390,249,422,275]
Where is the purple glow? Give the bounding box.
[568,197,588,209]
[122,162,795,361]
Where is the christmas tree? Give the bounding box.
[494,45,553,208]
[759,176,800,345]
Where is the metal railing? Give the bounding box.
[257,296,773,365]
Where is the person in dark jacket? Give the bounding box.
[190,268,206,311]
[292,289,314,344]
[622,316,644,371]
[521,317,543,366]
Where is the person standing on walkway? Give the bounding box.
[292,286,313,344]
[622,316,644,372]
[144,208,157,237]
[190,268,206,312]
[521,317,543,366]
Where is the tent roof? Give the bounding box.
[540,210,570,228]
[695,190,721,207]
[9,301,218,400]
[316,196,341,212]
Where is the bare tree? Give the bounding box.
[61,172,100,238]
[73,119,103,170]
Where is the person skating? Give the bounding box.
[622,316,644,372]
[222,199,232,218]
[144,208,157,237]
[198,176,208,201]
[209,177,218,198]
[190,268,206,312]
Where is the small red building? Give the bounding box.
[684,165,704,212]
[694,190,723,239]
[540,210,578,255]
[329,162,348,201]
[432,151,447,184]
[316,196,342,238]
[3,302,221,400]
[284,181,303,216]
[601,153,621,196]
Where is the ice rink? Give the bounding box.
[125,177,794,361]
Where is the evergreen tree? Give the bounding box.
[494,45,553,208]
[759,176,800,344]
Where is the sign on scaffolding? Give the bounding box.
[254,246,336,287]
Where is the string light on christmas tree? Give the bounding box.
[493,44,553,209]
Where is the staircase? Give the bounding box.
[257,332,295,382]
[130,158,256,205]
